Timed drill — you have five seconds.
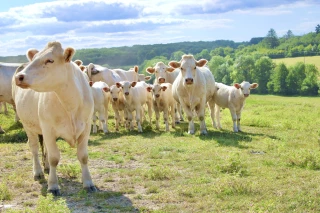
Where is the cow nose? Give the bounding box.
[155,94,160,98]
[125,92,129,96]
[158,78,165,83]
[16,74,24,82]
[185,78,193,84]
[113,98,118,101]
[244,94,249,97]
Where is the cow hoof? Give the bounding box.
[188,131,195,135]
[85,185,98,193]
[34,173,45,181]
[48,189,61,196]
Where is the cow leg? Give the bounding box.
[92,112,98,133]
[43,131,61,196]
[215,105,222,129]
[147,101,153,124]
[170,104,176,129]
[12,102,20,122]
[103,103,109,133]
[136,106,143,133]
[99,107,108,134]
[236,111,242,132]
[39,135,49,174]
[207,100,217,128]
[114,109,120,131]
[26,131,44,180]
[197,104,207,135]
[163,108,169,132]
[77,127,97,193]
[181,102,195,134]
[229,108,238,132]
[155,107,160,130]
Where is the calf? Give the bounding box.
[84,63,122,86]
[13,41,96,195]
[169,55,216,135]
[214,81,259,132]
[89,81,110,134]
[109,84,126,131]
[116,81,149,132]
[147,83,175,131]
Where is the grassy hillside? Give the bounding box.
[1,95,320,212]
[273,55,320,70]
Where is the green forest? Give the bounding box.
[1,26,320,96]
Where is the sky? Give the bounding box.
[0,0,319,56]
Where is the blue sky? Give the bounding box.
[0,0,319,56]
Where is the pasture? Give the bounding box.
[1,95,320,212]
[273,55,320,70]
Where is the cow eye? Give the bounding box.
[181,67,184,71]
[194,66,196,69]
[45,59,54,65]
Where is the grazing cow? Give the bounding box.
[214,81,259,132]
[116,81,149,132]
[84,63,122,86]
[147,83,175,131]
[13,41,96,195]
[109,85,126,131]
[0,62,21,121]
[169,55,216,135]
[146,61,183,122]
[0,125,5,134]
[89,81,110,134]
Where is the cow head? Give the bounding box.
[150,84,167,99]
[15,41,76,92]
[146,62,175,84]
[169,55,207,86]
[234,81,259,97]
[110,84,122,102]
[116,81,136,96]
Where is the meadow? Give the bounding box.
[273,55,320,70]
[1,95,320,212]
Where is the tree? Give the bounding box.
[171,51,185,61]
[195,49,211,61]
[231,55,255,83]
[301,64,319,95]
[267,62,289,95]
[286,62,306,95]
[283,30,294,39]
[315,24,320,34]
[263,28,280,48]
[253,57,274,94]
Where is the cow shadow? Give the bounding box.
[38,176,138,212]
[0,122,27,143]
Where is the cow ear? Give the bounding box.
[116,82,121,88]
[134,66,139,73]
[146,67,155,74]
[196,59,208,67]
[161,86,167,91]
[89,81,93,87]
[168,61,181,69]
[131,81,137,87]
[103,87,109,92]
[26,49,39,61]
[146,86,152,92]
[64,47,75,63]
[79,65,86,72]
[251,83,259,89]
[234,83,241,89]
[166,67,175,72]
[145,76,151,81]
[74,59,83,66]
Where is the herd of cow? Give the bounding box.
[0,41,258,195]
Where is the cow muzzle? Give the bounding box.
[15,74,30,89]
[158,78,165,84]
[244,94,249,97]
[155,94,160,98]
[125,92,129,96]
[185,78,193,85]
[113,98,118,101]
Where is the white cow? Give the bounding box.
[114,66,140,82]
[138,74,151,82]
[89,81,110,134]
[13,41,96,195]
[169,55,216,135]
[109,85,126,131]
[84,63,122,86]
[0,62,22,121]
[147,83,176,131]
[146,61,183,123]
[115,81,149,132]
[214,81,259,132]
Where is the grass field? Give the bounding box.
[1,95,320,212]
[273,55,320,70]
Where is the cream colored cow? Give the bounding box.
[89,81,111,134]
[169,55,216,135]
[147,83,176,131]
[214,81,259,132]
[84,63,122,86]
[13,41,96,196]
[114,66,140,82]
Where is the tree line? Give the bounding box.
[1,25,320,96]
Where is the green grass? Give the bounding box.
[1,95,320,212]
[273,55,320,70]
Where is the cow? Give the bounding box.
[146,83,176,131]
[0,62,22,121]
[89,81,110,134]
[115,81,150,132]
[138,74,151,82]
[214,81,259,132]
[114,66,140,82]
[84,63,122,87]
[13,41,96,196]
[146,61,183,123]
[169,55,216,135]
[109,84,126,131]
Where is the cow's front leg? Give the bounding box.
[181,102,195,134]
[229,108,238,132]
[236,111,242,132]
[26,131,44,180]
[196,103,207,135]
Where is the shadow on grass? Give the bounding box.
[0,122,27,143]
[38,176,137,212]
